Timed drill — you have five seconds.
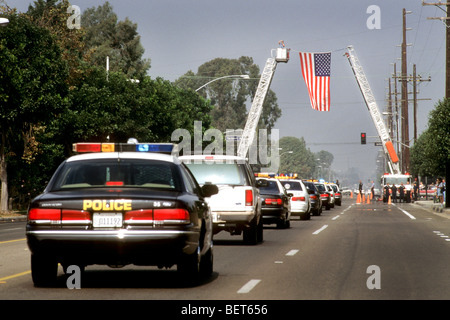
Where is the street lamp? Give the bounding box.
[195,74,250,92]
[0,18,9,27]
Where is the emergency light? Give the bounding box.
[72,142,177,155]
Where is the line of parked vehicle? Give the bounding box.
[180,154,343,245]
[255,175,342,223]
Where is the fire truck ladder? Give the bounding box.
[345,45,400,174]
[237,47,289,158]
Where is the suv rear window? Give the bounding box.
[184,162,248,186]
[50,159,182,191]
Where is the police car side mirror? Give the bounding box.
[202,184,219,197]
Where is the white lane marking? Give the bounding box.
[332,215,340,220]
[286,249,299,256]
[313,225,328,235]
[237,279,261,294]
[397,207,416,220]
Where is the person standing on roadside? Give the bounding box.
[370,180,375,199]
[383,183,390,203]
[399,183,405,203]
[413,177,419,201]
[437,178,445,204]
[391,184,397,203]
[359,180,363,195]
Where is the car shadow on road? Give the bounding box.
[53,268,219,289]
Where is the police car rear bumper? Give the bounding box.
[26,229,200,266]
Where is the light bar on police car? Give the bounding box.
[72,142,177,154]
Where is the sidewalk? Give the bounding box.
[0,212,27,223]
[413,200,450,219]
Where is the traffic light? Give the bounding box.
[361,132,366,144]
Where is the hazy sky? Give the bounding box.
[11,0,447,181]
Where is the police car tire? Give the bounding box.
[177,246,201,283]
[31,254,57,287]
[199,247,213,277]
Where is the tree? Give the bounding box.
[0,11,68,211]
[81,1,150,79]
[410,99,450,177]
[278,136,316,178]
[55,68,212,153]
[27,0,89,88]
[175,56,281,133]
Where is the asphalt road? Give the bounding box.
[1,197,449,304]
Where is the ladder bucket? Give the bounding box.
[275,48,289,63]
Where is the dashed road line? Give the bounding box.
[286,249,299,256]
[237,279,261,294]
[313,225,328,235]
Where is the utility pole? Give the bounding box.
[401,8,411,173]
[422,1,450,98]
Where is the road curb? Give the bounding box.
[0,215,27,223]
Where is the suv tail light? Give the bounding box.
[245,190,253,206]
[320,193,329,198]
[292,196,306,201]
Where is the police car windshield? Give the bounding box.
[50,159,181,191]
[259,180,282,194]
[280,181,302,191]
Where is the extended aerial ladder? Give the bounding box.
[237,45,289,158]
[345,45,401,175]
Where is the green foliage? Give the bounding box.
[175,56,281,133]
[0,11,69,209]
[81,1,150,79]
[57,68,212,154]
[278,136,317,178]
[410,99,450,177]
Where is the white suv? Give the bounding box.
[179,155,263,245]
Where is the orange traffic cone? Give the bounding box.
[356,192,361,204]
[388,195,392,204]
[367,194,371,204]
[350,191,353,199]
[362,193,365,203]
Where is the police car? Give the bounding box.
[26,141,218,287]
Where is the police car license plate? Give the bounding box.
[93,213,123,228]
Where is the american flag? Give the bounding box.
[299,52,331,111]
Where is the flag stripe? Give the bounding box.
[299,52,331,111]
